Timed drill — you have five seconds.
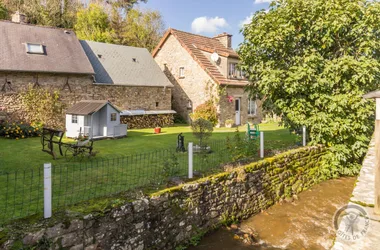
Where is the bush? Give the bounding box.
[190,101,218,126]
[0,121,42,139]
[191,118,213,147]
[226,128,258,162]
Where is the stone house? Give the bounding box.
[0,13,174,128]
[153,28,262,126]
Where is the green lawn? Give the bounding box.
[0,123,299,172]
[0,123,300,225]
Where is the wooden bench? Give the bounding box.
[247,123,260,140]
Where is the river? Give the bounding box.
[189,177,356,250]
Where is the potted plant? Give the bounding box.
[154,127,161,134]
[225,119,234,128]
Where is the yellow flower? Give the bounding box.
[16,137,19,140]
[22,135,25,138]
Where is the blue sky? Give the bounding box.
[137,0,271,48]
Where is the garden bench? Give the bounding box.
[247,123,260,140]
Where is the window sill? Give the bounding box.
[248,114,257,118]
[179,76,185,79]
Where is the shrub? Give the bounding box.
[190,101,218,126]
[191,118,213,147]
[0,121,42,139]
[226,128,258,162]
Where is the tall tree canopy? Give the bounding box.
[122,8,165,51]
[2,0,81,28]
[239,0,380,175]
[74,3,112,43]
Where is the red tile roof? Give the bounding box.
[152,29,249,87]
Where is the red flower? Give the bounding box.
[227,96,234,103]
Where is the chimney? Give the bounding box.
[214,32,232,48]
[11,11,28,23]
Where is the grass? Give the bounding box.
[0,123,300,225]
[0,123,299,172]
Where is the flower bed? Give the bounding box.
[0,122,42,139]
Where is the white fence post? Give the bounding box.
[44,163,52,219]
[302,126,306,147]
[260,132,264,158]
[188,142,193,179]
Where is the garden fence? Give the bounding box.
[0,130,305,225]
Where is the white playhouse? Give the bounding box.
[65,100,127,139]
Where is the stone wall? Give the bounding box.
[154,34,214,123]
[0,72,172,127]
[1,145,329,250]
[153,34,261,126]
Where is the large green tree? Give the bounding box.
[239,0,380,175]
[74,3,112,43]
[122,8,165,51]
[3,0,81,28]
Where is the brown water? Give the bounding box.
[189,177,356,250]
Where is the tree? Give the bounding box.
[191,118,214,147]
[0,2,8,20]
[3,0,81,28]
[123,8,165,51]
[238,0,380,175]
[74,3,112,43]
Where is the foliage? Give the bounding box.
[190,101,218,126]
[3,0,81,28]
[74,3,112,43]
[0,2,8,20]
[121,8,165,51]
[20,85,66,129]
[161,153,180,179]
[173,113,187,124]
[0,121,42,139]
[191,118,214,147]
[225,119,234,126]
[226,128,258,162]
[239,0,380,174]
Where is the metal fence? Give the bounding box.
[0,133,303,225]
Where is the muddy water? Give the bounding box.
[189,177,356,250]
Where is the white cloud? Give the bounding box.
[191,16,228,34]
[240,13,254,27]
[254,0,272,4]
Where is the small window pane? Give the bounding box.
[72,115,78,124]
[26,43,44,54]
[179,67,185,77]
[248,99,256,115]
[111,113,117,121]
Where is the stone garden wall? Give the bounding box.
[0,72,172,128]
[1,145,328,250]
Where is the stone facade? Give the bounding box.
[0,72,172,127]
[1,146,329,250]
[154,34,262,126]
[155,35,215,123]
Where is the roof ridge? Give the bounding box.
[81,40,148,50]
[170,28,223,43]
[0,20,74,32]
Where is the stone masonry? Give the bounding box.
[0,72,172,124]
[1,146,328,250]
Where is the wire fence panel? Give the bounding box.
[0,137,301,225]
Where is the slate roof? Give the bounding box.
[66,100,121,115]
[152,29,249,87]
[80,40,173,87]
[0,21,94,74]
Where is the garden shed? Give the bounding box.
[65,100,127,139]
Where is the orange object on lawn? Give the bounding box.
[154,127,161,134]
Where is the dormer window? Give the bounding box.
[25,43,45,55]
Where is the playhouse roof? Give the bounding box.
[66,100,121,115]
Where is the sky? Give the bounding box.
[137,0,272,49]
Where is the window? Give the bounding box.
[155,102,159,107]
[248,99,257,116]
[179,67,185,78]
[229,63,245,79]
[111,113,117,121]
[25,43,45,54]
[72,115,78,124]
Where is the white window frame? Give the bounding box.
[25,43,45,54]
[110,113,117,122]
[248,99,257,116]
[72,115,78,124]
[179,67,185,78]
